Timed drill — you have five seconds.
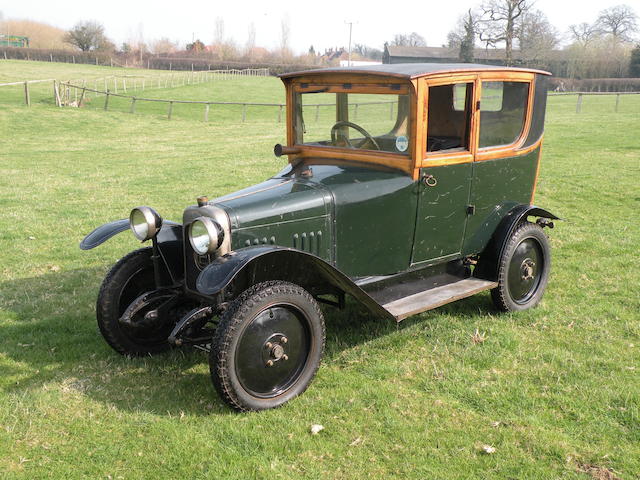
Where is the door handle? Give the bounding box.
[421,174,437,187]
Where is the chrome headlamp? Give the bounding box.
[189,217,224,255]
[129,206,162,242]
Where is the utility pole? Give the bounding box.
[345,21,355,66]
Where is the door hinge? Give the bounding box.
[476,100,481,110]
[466,205,476,215]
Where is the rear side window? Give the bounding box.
[479,81,529,148]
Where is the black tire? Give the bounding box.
[97,248,177,356]
[491,221,551,312]
[210,281,325,412]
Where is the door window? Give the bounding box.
[426,83,473,153]
[479,81,529,148]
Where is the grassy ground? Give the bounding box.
[0,61,639,479]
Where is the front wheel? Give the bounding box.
[491,222,551,312]
[210,281,325,412]
[97,248,182,356]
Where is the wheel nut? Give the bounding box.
[282,354,288,361]
[266,360,274,367]
[266,342,273,349]
[281,336,288,344]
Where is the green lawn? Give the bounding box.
[0,61,639,479]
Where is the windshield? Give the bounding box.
[294,91,412,155]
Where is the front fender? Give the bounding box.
[80,219,182,250]
[196,246,394,321]
[475,204,560,281]
[79,219,130,250]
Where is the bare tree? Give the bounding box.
[596,4,638,42]
[517,10,559,62]
[569,22,599,47]
[148,37,178,55]
[280,14,291,59]
[245,22,256,58]
[65,21,110,52]
[391,32,427,47]
[478,0,531,65]
[214,17,225,46]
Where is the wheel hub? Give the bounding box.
[263,334,289,366]
[521,258,536,281]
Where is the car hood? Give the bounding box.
[212,159,413,231]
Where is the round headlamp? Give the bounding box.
[189,217,224,255]
[129,206,162,242]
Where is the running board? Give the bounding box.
[382,278,498,321]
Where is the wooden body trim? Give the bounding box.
[282,71,543,181]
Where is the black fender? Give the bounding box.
[196,246,394,320]
[80,219,184,286]
[475,204,559,281]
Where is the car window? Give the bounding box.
[294,91,411,155]
[426,82,473,153]
[479,81,529,148]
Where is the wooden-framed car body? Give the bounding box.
[81,63,558,411]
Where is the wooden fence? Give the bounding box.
[57,81,400,123]
[548,91,640,113]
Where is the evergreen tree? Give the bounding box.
[459,10,476,63]
[630,45,640,77]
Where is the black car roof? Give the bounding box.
[280,63,551,80]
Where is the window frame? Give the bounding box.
[475,73,536,161]
[285,77,419,177]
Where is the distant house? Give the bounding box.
[383,44,521,66]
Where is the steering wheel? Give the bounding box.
[330,121,381,151]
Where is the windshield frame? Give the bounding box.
[285,77,418,176]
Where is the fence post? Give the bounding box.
[576,94,583,113]
[390,102,394,120]
[242,104,247,122]
[278,105,283,123]
[130,97,137,114]
[104,90,110,111]
[50,53,53,62]
[615,94,620,113]
[78,87,86,107]
[53,80,61,107]
[315,105,320,122]
[123,78,127,93]
[204,103,210,122]
[114,77,118,94]
[24,81,30,106]
[168,101,173,120]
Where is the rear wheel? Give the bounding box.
[97,248,182,356]
[210,281,325,412]
[491,222,551,312]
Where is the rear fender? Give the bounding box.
[196,246,394,320]
[475,204,559,281]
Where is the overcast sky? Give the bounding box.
[2,0,637,52]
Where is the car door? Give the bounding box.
[411,77,479,265]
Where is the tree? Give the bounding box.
[353,44,383,60]
[569,22,599,47]
[65,21,110,52]
[596,4,638,42]
[460,10,477,62]
[186,39,205,52]
[245,22,256,58]
[280,14,291,59]
[148,37,178,54]
[478,0,531,65]
[517,10,559,63]
[391,32,426,47]
[308,45,315,55]
[630,44,640,76]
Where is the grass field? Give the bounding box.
[1,60,639,479]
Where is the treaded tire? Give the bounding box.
[210,281,325,412]
[97,248,173,356]
[491,221,551,312]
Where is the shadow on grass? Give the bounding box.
[0,266,494,416]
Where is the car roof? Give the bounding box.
[280,63,552,80]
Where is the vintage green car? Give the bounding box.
[81,63,558,411]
